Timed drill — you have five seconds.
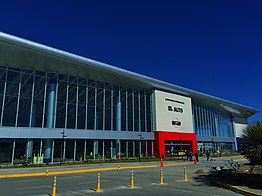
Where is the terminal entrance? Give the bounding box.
[164,140,192,157]
[154,131,197,158]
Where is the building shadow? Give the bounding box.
[193,171,262,190]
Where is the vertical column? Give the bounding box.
[0,68,8,126]
[118,141,121,160]
[110,140,113,159]
[74,139,76,162]
[126,141,128,158]
[41,73,47,128]
[75,78,79,129]
[26,72,35,161]
[151,141,154,157]
[84,139,87,161]
[51,140,55,163]
[138,91,141,132]
[11,139,15,165]
[126,88,128,131]
[25,139,33,162]
[44,79,56,163]
[111,86,113,130]
[231,116,238,151]
[93,140,98,160]
[64,76,69,129]
[94,83,97,130]
[39,139,43,156]
[102,140,105,160]
[116,92,122,131]
[63,140,66,160]
[53,75,59,128]
[139,139,142,159]
[132,91,135,131]
[15,70,22,127]
[144,93,147,132]
[29,72,35,127]
[85,80,88,130]
[116,91,121,159]
[103,83,105,130]
[145,141,148,157]
[133,140,135,158]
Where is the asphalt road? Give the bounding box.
[0,160,240,196]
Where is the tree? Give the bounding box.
[241,121,262,165]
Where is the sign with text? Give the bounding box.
[152,90,194,133]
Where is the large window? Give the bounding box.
[0,66,153,132]
[192,102,234,138]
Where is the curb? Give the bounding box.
[210,177,262,196]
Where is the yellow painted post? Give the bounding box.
[118,165,120,170]
[160,168,164,184]
[46,170,48,176]
[52,176,57,196]
[184,167,188,182]
[96,173,101,192]
[130,170,135,188]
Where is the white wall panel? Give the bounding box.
[153,90,194,133]
[235,123,247,138]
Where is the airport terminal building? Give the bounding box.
[0,32,258,164]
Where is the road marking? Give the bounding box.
[59,175,83,180]
[78,179,110,184]
[15,185,51,190]
[0,162,192,179]
[2,178,47,183]
[67,190,87,195]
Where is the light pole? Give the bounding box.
[138,134,143,162]
[60,129,66,166]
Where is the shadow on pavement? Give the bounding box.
[193,171,262,191]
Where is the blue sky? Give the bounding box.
[0,0,261,122]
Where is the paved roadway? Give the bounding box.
[0,157,245,196]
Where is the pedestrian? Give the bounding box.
[206,150,210,161]
[186,150,189,161]
[189,150,193,161]
[217,149,220,158]
[194,151,199,162]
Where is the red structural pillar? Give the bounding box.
[154,132,165,158]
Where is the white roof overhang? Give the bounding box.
[0,32,258,118]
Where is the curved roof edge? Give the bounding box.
[0,31,259,117]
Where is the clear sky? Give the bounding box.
[0,0,261,122]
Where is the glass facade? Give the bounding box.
[0,66,152,132]
[192,102,234,137]
[0,66,155,164]
[0,65,242,163]
[192,102,235,152]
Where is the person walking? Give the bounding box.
[186,150,189,161]
[189,151,193,161]
[194,151,199,162]
[206,150,210,161]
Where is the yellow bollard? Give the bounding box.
[118,165,120,170]
[96,173,101,192]
[52,176,57,196]
[130,170,135,188]
[46,170,48,176]
[184,166,188,182]
[160,168,164,184]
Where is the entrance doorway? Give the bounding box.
[165,140,192,157]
